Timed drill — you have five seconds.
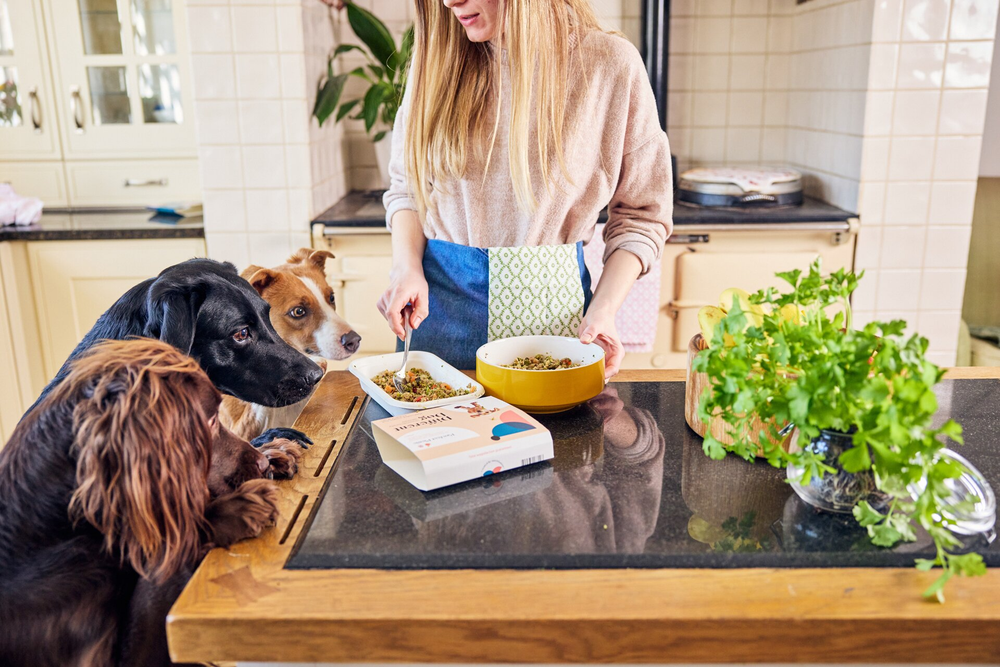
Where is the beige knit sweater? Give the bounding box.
[383,30,673,274]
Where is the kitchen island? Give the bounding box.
[166,369,1000,664]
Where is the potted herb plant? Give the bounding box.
[313,0,413,187]
[692,259,991,601]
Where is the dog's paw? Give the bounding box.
[260,438,305,479]
[206,479,280,548]
[251,427,313,449]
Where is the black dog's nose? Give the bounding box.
[305,364,324,386]
[341,330,361,354]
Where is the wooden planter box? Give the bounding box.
[684,333,792,457]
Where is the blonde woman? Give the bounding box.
[377,0,672,377]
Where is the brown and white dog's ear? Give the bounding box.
[287,248,334,269]
[245,267,280,295]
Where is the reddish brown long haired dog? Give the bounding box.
[0,339,282,667]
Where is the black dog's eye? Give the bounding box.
[232,327,250,342]
[328,293,336,307]
[289,306,307,319]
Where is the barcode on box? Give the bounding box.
[521,455,544,466]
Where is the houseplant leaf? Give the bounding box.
[334,43,367,58]
[313,72,349,127]
[336,98,360,122]
[360,83,389,132]
[345,1,397,72]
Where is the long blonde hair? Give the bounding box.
[406,0,604,220]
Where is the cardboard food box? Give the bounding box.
[371,396,553,491]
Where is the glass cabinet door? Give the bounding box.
[0,0,62,159]
[46,0,195,157]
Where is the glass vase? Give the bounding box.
[786,428,890,514]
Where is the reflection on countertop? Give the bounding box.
[0,209,204,241]
[287,379,1000,570]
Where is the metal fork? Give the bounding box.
[393,305,413,394]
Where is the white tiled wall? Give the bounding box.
[185,0,349,268]
[667,0,869,212]
[333,1,412,191]
[668,0,997,361]
[851,0,998,365]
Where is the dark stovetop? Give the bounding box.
[0,210,204,241]
[312,191,857,229]
[286,380,1000,570]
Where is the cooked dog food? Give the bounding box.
[373,368,473,402]
[502,354,578,370]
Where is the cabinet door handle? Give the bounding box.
[28,88,41,134]
[69,86,84,134]
[123,178,169,187]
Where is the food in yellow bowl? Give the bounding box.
[476,336,605,414]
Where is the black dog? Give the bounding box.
[28,258,322,448]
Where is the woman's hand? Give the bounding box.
[579,305,624,379]
[378,210,429,340]
[581,249,642,379]
[377,266,429,340]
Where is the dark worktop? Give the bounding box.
[0,210,204,241]
[312,190,857,229]
[287,379,999,570]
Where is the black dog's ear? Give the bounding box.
[158,293,199,354]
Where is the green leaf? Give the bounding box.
[360,83,389,132]
[950,552,987,577]
[703,433,727,460]
[334,43,367,57]
[372,130,387,142]
[336,98,360,121]
[346,1,397,71]
[914,558,937,571]
[838,443,871,473]
[399,24,415,65]
[852,500,884,527]
[922,569,952,602]
[313,72,349,127]
[869,523,902,548]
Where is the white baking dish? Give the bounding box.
[348,351,486,417]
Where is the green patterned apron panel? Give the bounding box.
[486,244,586,341]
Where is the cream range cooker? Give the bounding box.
[311,193,858,371]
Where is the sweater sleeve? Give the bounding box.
[382,83,418,229]
[603,52,673,275]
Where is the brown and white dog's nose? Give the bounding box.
[341,330,361,354]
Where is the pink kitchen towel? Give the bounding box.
[583,232,661,353]
[0,184,43,226]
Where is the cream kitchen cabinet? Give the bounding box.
[41,0,197,160]
[0,0,199,207]
[0,242,48,445]
[25,237,205,380]
[312,218,858,371]
[311,225,397,369]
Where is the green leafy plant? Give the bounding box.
[692,259,986,601]
[0,77,21,127]
[313,1,413,141]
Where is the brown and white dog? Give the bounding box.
[220,248,361,441]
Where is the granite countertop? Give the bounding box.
[287,378,1000,570]
[0,209,205,242]
[312,190,857,229]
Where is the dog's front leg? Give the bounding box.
[256,438,305,480]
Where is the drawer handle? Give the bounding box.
[123,178,169,187]
[29,88,41,134]
[70,86,84,134]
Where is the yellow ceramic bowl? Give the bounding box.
[475,336,606,414]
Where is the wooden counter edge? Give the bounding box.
[166,369,1000,664]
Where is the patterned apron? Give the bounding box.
[398,239,593,369]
